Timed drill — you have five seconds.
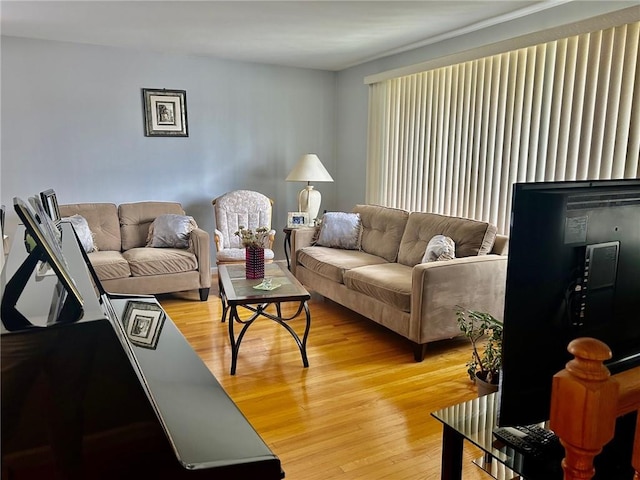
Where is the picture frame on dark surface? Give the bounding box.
[1,197,84,331]
[287,211,309,228]
[13,197,83,305]
[122,300,166,349]
[142,88,188,137]
[40,189,61,223]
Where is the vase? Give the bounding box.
[245,247,265,279]
[475,373,499,397]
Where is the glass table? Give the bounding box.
[431,393,564,480]
[218,262,311,375]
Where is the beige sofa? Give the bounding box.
[291,204,508,361]
[59,202,211,300]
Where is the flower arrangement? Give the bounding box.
[455,307,503,385]
[234,226,270,249]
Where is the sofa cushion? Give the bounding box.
[397,212,497,267]
[119,202,185,251]
[352,205,409,262]
[123,247,197,277]
[343,263,413,312]
[146,214,197,249]
[422,235,455,262]
[315,212,361,250]
[296,246,388,284]
[65,214,98,253]
[87,250,131,281]
[59,203,121,252]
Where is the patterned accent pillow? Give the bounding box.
[421,235,456,262]
[146,214,197,248]
[65,214,98,253]
[315,212,362,250]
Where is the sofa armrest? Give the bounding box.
[190,228,211,288]
[410,255,508,343]
[290,227,318,275]
[492,234,509,255]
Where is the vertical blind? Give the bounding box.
[366,21,640,234]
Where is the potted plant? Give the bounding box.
[455,307,503,396]
[234,225,270,248]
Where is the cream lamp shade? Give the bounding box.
[285,153,334,225]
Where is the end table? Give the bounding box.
[283,227,293,269]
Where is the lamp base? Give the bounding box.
[298,186,321,226]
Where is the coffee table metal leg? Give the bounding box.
[269,301,310,368]
[219,276,230,323]
[300,301,311,367]
[228,301,311,374]
[228,305,256,375]
[228,305,239,375]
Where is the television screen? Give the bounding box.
[498,179,640,427]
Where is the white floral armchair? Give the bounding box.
[212,190,276,264]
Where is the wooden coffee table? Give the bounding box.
[218,262,311,375]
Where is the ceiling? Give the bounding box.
[0,0,607,71]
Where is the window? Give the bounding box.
[367,21,640,234]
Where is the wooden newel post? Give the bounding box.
[549,337,619,480]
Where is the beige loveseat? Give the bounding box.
[59,202,211,300]
[291,204,508,361]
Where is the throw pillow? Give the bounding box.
[65,214,98,253]
[422,235,455,262]
[315,212,362,250]
[146,214,197,249]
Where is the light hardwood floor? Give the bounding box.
[158,277,491,480]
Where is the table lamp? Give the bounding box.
[286,153,334,225]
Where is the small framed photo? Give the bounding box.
[39,188,61,223]
[142,88,188,137]
[287,211,309,228]
[122,300,166,349]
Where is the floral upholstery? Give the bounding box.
[212,190,276,263]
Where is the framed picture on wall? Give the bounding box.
[287,211,309,228]
[142,88,188,137]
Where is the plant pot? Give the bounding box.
[245,247,265,279]
[475,372,499,397]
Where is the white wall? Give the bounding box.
[1,36,336,261]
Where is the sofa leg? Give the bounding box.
[413,343,427,362]
[199,288,210,301]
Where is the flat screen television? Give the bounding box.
[498,179,640,428]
